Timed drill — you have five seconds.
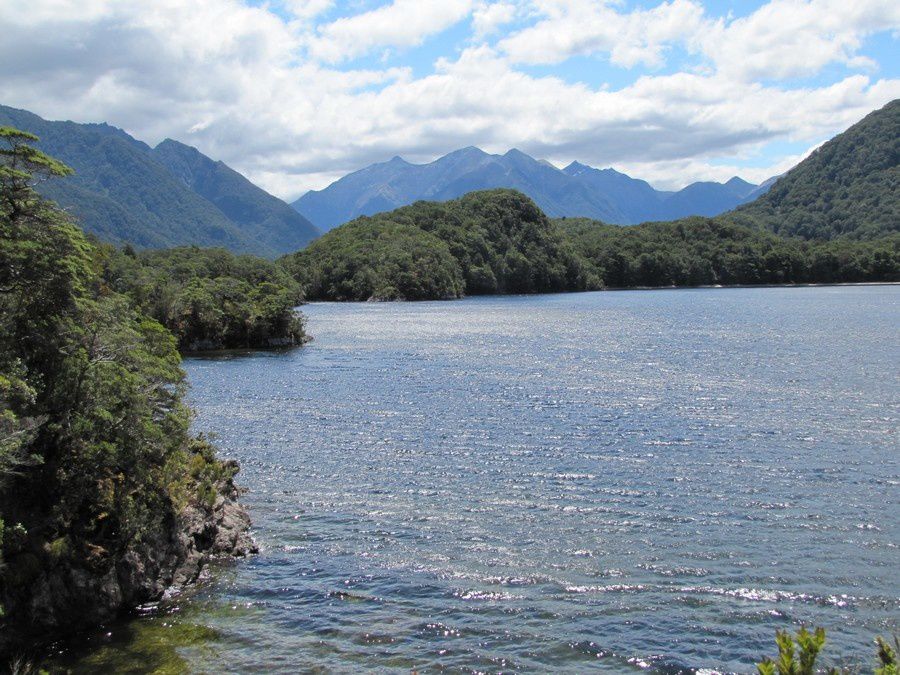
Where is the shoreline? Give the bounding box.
[0,467,256,660]
[300,280,900,304]
[600,280,900,292]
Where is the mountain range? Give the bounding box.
[293,146,775,232]
[0,105,320,257]
[284,99,899,302]
[4,99,895,255]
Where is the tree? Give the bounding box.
[0,127,246,648]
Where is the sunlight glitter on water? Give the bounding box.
[57,286,900,673]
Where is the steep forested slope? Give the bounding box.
[0,127,256,653]
[152,139,320,254]
[730,99,899,240]
[0,105,318,256]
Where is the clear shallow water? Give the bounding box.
[66,287,900,673]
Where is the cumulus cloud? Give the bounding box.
[498,0,707,68]
[305,0,474,63]
[701,0,900,81]
[472,2,518,39]
[0,0,897,197]
[498,0,900,79]
[282,0,334,20]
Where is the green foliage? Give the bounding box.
[285,220,465,301]
[757,627,835,675]
[559,216,899,287]
[0,128,241,644]
[733,99,899,240]
[101,245,306,350]
[0,126,73,194]
[876,636,899,675]
[184,436,238,510]
[284,189,600,300]
[284,184,897,301]
[757,628,900,675]
[0,368,42,488]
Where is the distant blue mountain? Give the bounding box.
[293,147,774,231]
[0,105,320,257]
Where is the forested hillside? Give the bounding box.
[730,99,899,240]
[0,105,319,256]
[283,189,599,300]
[559,217,899,287]
[0,127,257,652]
[284,190,898,300]
[152,140,319,256]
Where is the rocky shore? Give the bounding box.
[0,465,256,655]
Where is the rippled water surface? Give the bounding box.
[71,287,900,672]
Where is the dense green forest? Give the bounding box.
[0,127,254,651]
[282,189,898,300]
[730,99,899,240]
[102,245,306,351]
[283,189,599,300]
[559,216,899,288]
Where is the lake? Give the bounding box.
[61,287,899,673]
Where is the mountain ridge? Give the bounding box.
[293,146,772,231]
[0,105,320,257]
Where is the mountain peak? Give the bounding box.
[563,160,604,177]
[725,176,753,188]
[724,176,758,199]
[154,138,207,160]
[292,147,776,230]
[442,146,488,160]
[504,148,531,159]
[156,137,195,150]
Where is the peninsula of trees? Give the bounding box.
[0,128,258,656]
[103,245,306,351]
[282,189,599,301]
[281,189,897,302]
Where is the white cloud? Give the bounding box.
[282,0,333,20]
[498,0,708,68]
[497,0,900,80]
[472,2,518,39]
[305,0,474,63]
[701,0,900,81]
[0,0,897,198]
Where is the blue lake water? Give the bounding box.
[67,287,900,672]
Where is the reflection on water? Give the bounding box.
[58,287,900,673]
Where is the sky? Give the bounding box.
[1,0,898,200]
